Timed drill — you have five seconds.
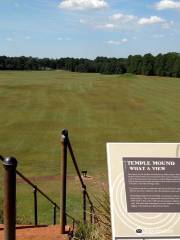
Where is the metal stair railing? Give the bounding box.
[1,129,95,238]
[16,170,59,226]
[0,154,78,240]
[16,169,78,228]
[60,129,95,234]
[1,155,59,226]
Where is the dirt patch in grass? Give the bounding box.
[16,174,95,184]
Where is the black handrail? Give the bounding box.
[16,170,59,208]
[16,169,59,226]
[1,128,94,236]
[60,129,95,234]
[67,139,86,189]
[16,169,79,226]
[1,155,78,229]
[67,137,95,215]
[16,170,79,227]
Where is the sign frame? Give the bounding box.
[107,143,180,240]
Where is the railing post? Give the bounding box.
[83,188,87,224]
[90,204,93,224]
[33,186,38,226]
[53,204,57,225]
[72,220,75,231]
[3,157,17,240]
[60,129,68,234]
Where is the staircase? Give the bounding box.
[0,225,71,240]
[0,129,95,240]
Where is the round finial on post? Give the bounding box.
[61,129,68,143]
[3,157,17,168]
[61,129,68,137]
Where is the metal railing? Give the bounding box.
[0,129,95,238]
[0,153,79,240]
[60,129,95,234]
[16,169,78,229]
[16,170,59,226]
[1,155,60,227]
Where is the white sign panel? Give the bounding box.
[107,143,180,240]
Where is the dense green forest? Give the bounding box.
[0,52,180,77]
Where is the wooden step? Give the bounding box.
[0,224,71,240]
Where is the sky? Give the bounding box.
[0,0,180,59]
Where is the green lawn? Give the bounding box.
[1,71,180,223]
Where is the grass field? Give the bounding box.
[1,70,180,224]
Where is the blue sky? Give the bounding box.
[0,0,180,59]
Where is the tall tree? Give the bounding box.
[141,54,154,76]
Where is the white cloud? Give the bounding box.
[107,40,122,45]
[96,23,115,29]
[97,15,169,31]
[122,38,128,42]
[138,16,165,25]
[87,11,173,32]
[58,0,108,10]
[107,38,128,45]
[155,0,180,10]
[161,20,174,28]
[96,13,136,30]
[25,36,31,40]
[6,37,14,42]
[109,13,136,23]
[57,37,71,41]
[137,16,174,29]
[152,34,165,38]
[79,19,87,24]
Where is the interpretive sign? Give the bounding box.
[123,157,180,213]
[107,143,180,239]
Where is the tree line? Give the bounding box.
[0,52,180,77]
